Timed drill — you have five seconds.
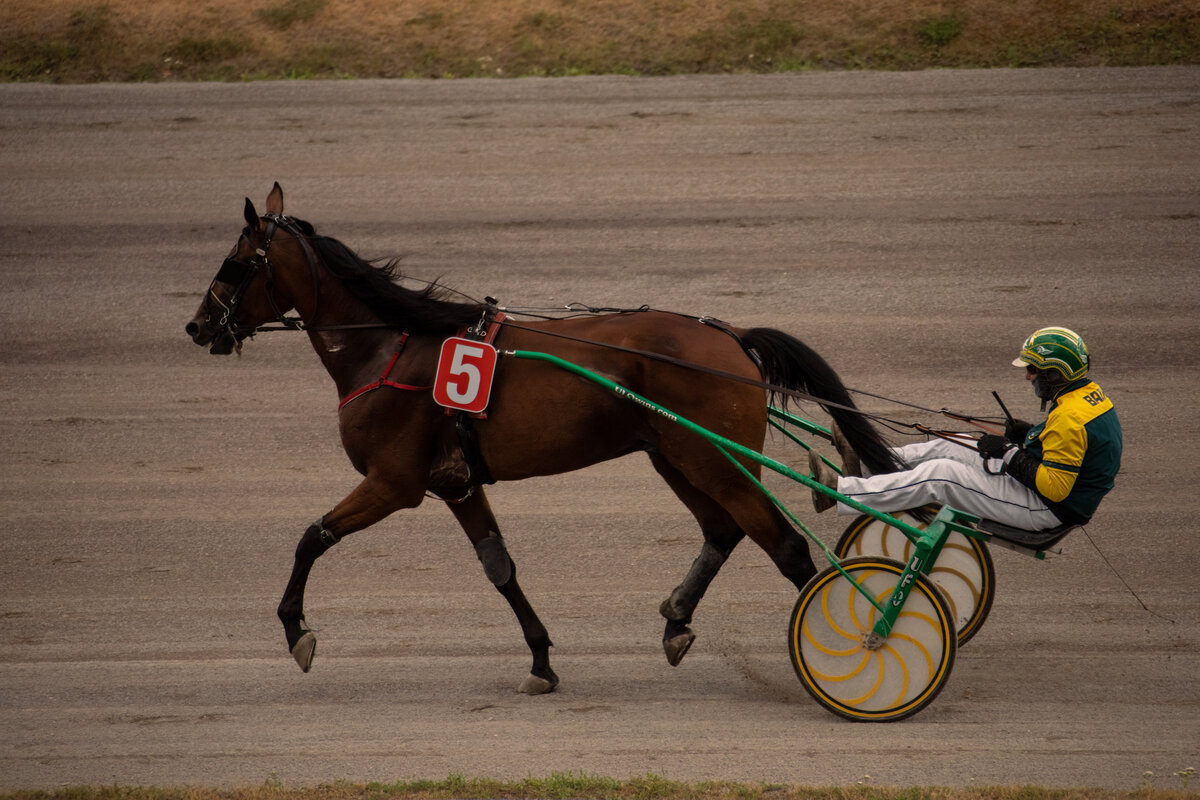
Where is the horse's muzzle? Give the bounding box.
[186,313,237,355]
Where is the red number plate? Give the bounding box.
[433,337,498,414]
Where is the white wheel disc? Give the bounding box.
[836,510,995,645]
[789,557,956,722]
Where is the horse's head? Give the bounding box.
[186,182,315,354]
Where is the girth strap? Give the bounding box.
[455,414,495,486]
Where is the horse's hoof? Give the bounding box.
[291,631,316,672]
[517,672,558,694]
[663,630,695,666]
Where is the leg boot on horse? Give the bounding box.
[447,489,559,694]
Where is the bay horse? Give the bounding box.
[186,183,902,693]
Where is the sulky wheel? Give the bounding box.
[835,509,995,646]
[789,557,956,722]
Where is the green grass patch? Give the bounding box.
[917,15,964,48]
[3,774,1200,800]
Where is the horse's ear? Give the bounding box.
[244,198,260,230]
[266,182,284,216]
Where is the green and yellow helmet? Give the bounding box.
[1012,326,1090,380]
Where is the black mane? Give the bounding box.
[296,218,484,333]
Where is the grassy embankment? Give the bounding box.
[2,0,1199,81]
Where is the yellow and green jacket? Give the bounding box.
[1015,379,1122,524]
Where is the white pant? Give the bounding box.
[836,438,1062,531]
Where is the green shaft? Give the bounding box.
[508,348,968,618]
[510,349,919,526]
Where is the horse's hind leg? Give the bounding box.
[657,445,819,605]
[445,488,558,694]
[650,454,746,666]
[713,491,817,591]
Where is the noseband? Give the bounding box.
[206,213,322,341]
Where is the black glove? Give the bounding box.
[1005,449,1041,490]
[976,434,1016,461]
[1004,417,1033,444]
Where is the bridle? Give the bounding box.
[204,213,322,343]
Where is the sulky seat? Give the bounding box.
[976,518,1079,552]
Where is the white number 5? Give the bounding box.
[445,343,485,404]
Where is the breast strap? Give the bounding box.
[338,333,431,411]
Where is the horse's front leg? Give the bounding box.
[445,488,558,694]
[277,476,411,672]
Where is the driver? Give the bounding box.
[808,326,1123,531]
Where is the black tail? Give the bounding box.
[740,327,904,475]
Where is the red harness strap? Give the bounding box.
[338,333,431,411]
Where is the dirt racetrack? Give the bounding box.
[1,67,1198,791]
